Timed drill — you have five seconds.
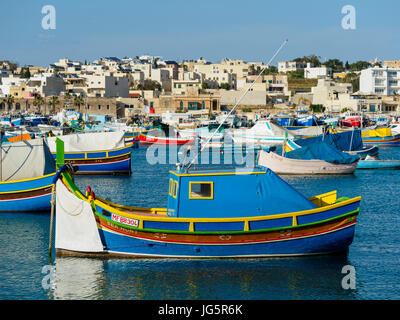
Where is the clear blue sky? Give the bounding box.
[1,0,399,67]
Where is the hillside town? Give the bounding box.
[1,55,400,123]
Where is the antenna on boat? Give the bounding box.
[184,39,289,172]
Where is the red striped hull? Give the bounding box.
[139,134,194,145]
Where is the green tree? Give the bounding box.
[201,82,209,89]
[293,55,321,67]
[6,94,15,111]
[33,95,44,113]
[73,95,84,112]
[48,96,60,114]
[341,72,360,92]
[324,59,344,72]
[309,104,325,113]
[219,83,231,90]
[139,79,161,91]
[262,66,278,75]
[20,67,31,78]
[349,61,371,71]
[288,69,304,79]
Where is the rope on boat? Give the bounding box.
[48,163,80,260]
[184,39,288,172]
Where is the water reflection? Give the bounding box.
[49,253,357,300]
[50,257,106,300]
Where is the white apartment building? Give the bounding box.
[193,64,237,89]
[0,77,26,97]
[360,67,400,95]
[304,63,332,79]
[171,78,201,95]
[84,74,129,98]
[151,69,171,91]
[25,73,66,97]
[81,64,105,75]
[278,61,308,73]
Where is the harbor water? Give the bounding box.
[0,145,399,300]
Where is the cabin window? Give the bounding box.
[173,181,178,199]
[169,178,173,196]
[189,182,213,199]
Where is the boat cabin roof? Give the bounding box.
[166,166,317,219]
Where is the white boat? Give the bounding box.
[232,120,297,145]
[257,150,358,175]
[390,123,400,135]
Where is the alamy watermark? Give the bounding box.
[41,5,56,30]
[41,265,56,290]
[341,5,356,30]
[341,265,356,290]
[144,129,258,169]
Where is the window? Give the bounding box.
[106,105,110,110]
[169,178,173,196]
[189,182,213,199]
[98,105,102,110]
[173,181,178,199]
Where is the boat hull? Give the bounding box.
[357,160,400,169]
[257,151,358,175]
[139,133,194,145]
[0,173,55,212]
[72,219,356,258]
[362,135,400,146]
[55,175,360,258]
[51,144,132,175]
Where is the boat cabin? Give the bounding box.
[166,167,317,219]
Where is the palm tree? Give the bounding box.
[33,95,44,113]
[73,95,84,112]
[48,96,60,114]
[6,94,14,112]
[64,92,72,108]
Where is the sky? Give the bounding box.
[1,0,399,67]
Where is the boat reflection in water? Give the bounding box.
[50,257,106,300]
[49,254,357,300]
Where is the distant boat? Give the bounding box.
[361,127,400,146]
[357,155,400,169]
[286,129,379,158]
[139,132,195,145]
[0,139,56,212]
[46,132,133,175]
[232,120,298,145]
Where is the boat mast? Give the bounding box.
[184,39,289,172]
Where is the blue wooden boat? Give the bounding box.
[0,139,56,212]
[357,156,400,169]
[53,139,361,258]
[47,132,134,175]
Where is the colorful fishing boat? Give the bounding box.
[53,139,361,258]
[46,132,134,175]
[0,139,56,212]
[139,132,195,145]
[361,128,400,146]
